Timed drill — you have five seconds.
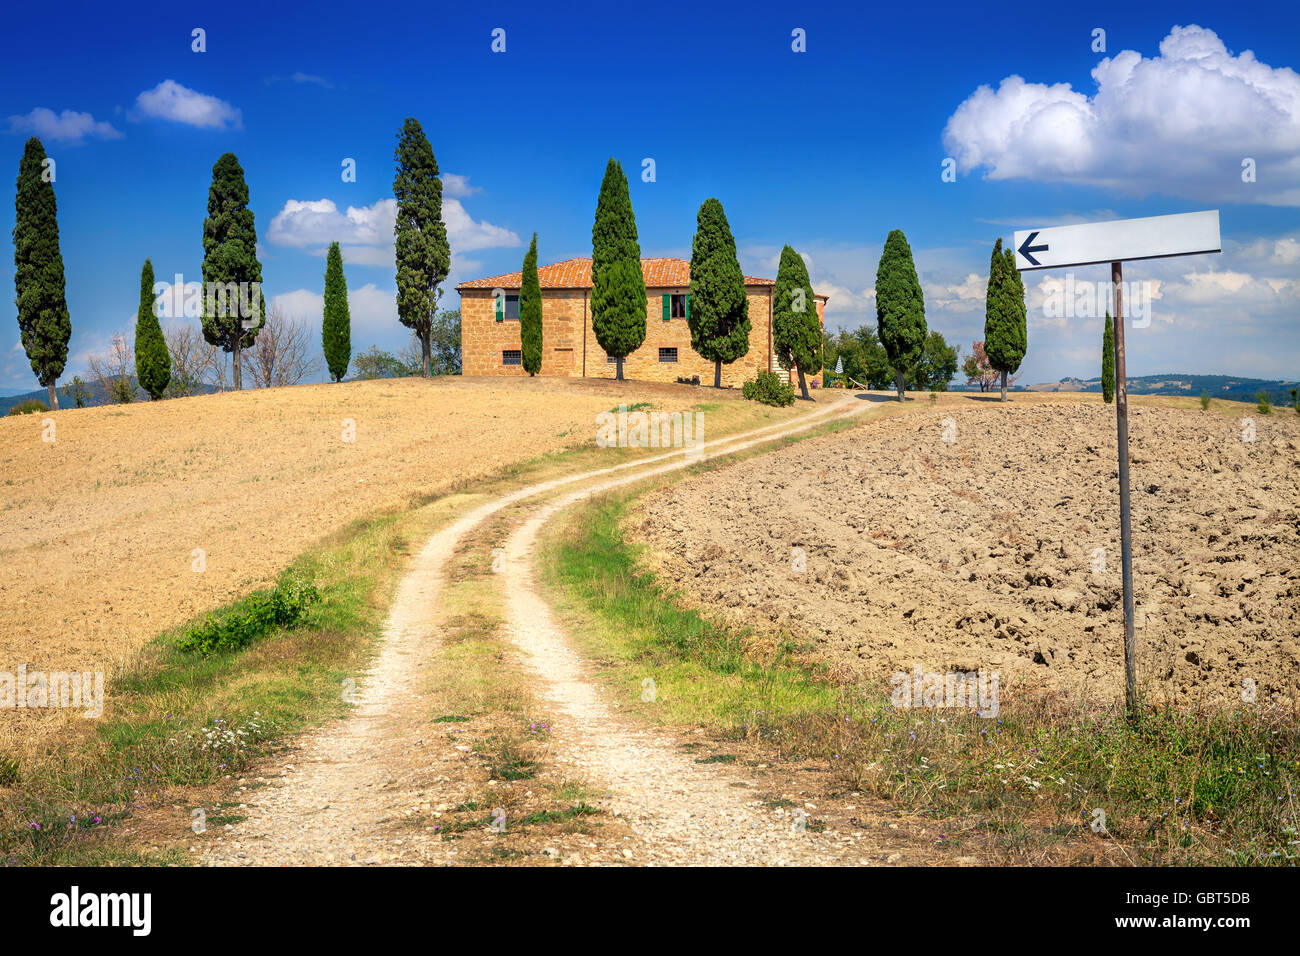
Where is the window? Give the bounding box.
[662,293,690,320]
[606,353,618,364]
[502,349,522,366]
[495,294,520,321]
[658,347,678,363]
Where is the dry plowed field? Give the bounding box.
[633,400,1300,705]
[0,376,735,682]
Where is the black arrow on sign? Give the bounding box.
[1018,231,1049,266]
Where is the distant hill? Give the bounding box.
[1023,374,1298,404]
[0,379,219,414]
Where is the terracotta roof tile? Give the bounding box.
[457,257,777,291]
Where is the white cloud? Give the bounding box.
[443,198,520,251]
[7,107,123,144]
[291,72,331,87]
[926,273,986,312]
[268,198,395,249]
[133,80,242,130]
[442,173,481,198]
[943,25,1300,205]
[1238,236,1300,266]
[266,195,519,266]
[271,282,397,334]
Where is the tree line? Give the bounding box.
[14,118,1027,408]
[9,120,462,409]
[823,233,1027,399]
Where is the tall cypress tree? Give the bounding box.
[772,244,821,400]
[688,198,750,388]
[875,229,926,401]
[201,153,265,390]
[13,137,71,410]
[591,159,646,381]
[1101,311,1116,404]
[984,238,1028,402]
[519,233,542,376]
[322,241,351,381]
[134,258,170,399]
[393,118,450,377]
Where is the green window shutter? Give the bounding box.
[662,293,670,321]
[685,293,691,319]
[495,296,503,322]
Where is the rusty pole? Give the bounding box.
[1112,260,1137,716]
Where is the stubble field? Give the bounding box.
[0,375,748,685]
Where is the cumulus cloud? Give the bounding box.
[7,107,123,144]
[133,80,242,129]
[943,25,1300,204]
[266,195,519,267]
[442,173,481,198]
[268,198,395,249]
[443,198,520,251]
[925,273,986,312]
[271,282,397,334]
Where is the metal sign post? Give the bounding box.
[1111,260,1136,714]
[1012,211,1221,716]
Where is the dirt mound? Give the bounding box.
[632,402,1300,705]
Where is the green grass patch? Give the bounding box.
[544,493,838,734]
[175,576,318,655]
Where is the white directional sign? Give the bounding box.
[1013,210,1220,271]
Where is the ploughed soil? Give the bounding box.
[631,400,1300,706]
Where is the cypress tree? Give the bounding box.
[134,258,170,399]
[688,198,750,388]
[520,233,542,376]
[1102,312,1115,404]
[322,241,351,381]
[984,238,1028,401]
[201,153,265,390]
[874,229,926,401]
[590,159,646,381]
[393,118,450,377]
[13,137,71,410]
[772,244,821,400]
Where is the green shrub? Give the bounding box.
[178,576,319,655]
[1256,390,1271,414]
[742,370,795,407]
[1199,391,1211,411]
[7,398,48,416]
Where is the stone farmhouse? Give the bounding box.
[456,257,827,387]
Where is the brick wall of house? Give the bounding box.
[460,289,586,377]
[585,286,771,386]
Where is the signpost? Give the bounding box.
[1012,211,1221,715]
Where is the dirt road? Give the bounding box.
[203,395,879,865]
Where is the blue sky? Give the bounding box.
[2,0,1298,392]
